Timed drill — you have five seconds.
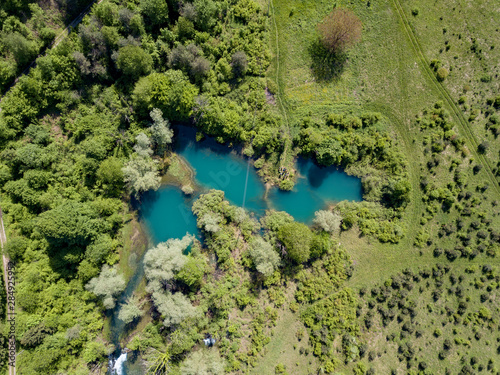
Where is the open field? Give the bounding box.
[260,0,500,372]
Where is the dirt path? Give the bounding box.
[391,0,500,197]
[269,0,293,166]
[0,207,14,375]
[0,0,104,106]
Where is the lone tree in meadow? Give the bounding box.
[318,8,362,54]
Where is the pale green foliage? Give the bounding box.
[200,213,222,233]
[249,237,280,277]
[313,210,342,233]
[181,348,226,375]
[151,290,199,327]
[134,133,153,157]
[118,295,144,324]
[149,108,173,154]
[182,184,194,195]
[232,207,247,224]
[144,235,193,284]
[85,265,126,309]
[122,155,161,198]
[144,235,197,327]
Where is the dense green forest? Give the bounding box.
[0,0,498,374]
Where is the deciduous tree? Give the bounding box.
[313,210,342,233]
[149,108,173,154]
[115,45,153,80]
[144,235,193,284]
[249,236,280,277]
[122,155,161,198]
[85,265,126,309]
[181,348,225,375]
[318,9,362,54]
[118,295,144,324]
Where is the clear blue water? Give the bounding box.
[140,186,199,243]
[175,128,268,215]
[113,127,362,374]
[268,158,364,223]
[140,127,363,242]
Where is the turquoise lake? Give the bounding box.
[112,127,363,373]
[140,127,362,242]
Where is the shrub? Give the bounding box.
[478,141,489,154]
[430,59,442,70]
[434,247,443,257]
[437,67,449,81]
[277,222,312,263]
[231,51,248,77]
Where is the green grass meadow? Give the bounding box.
[256,0,500,373]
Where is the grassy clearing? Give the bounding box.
[250,309,319,375]
[119,212,149,282]
[399,0,500,192]
[356,263,500,373]
[161,153,196,190]
[264,0,438,286]
[259,0,500,372]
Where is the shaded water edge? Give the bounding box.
[107,125,363,373]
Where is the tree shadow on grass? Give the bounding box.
[308,39,347,83]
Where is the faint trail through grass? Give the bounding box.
[0,0,103,106]
[391,0,500,197]
[365,103,423,247]
[269,0,292,165]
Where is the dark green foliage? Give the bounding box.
[36,201,105,247]
[140,0,169,28]
[4,236,27,261]
[115,45,153,80]
[295,246,352,303]
[193,0,218,31]
[20,323,55,348]
[2,32,37,66]
[132,71,198,121]
[477,141,489,154]
[310,231,334,259]
[301,289,358,362]
[231,51,248,77]
[382,178,411,208]
[97,157,124,197]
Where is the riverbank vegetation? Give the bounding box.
[0,0,498,373]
